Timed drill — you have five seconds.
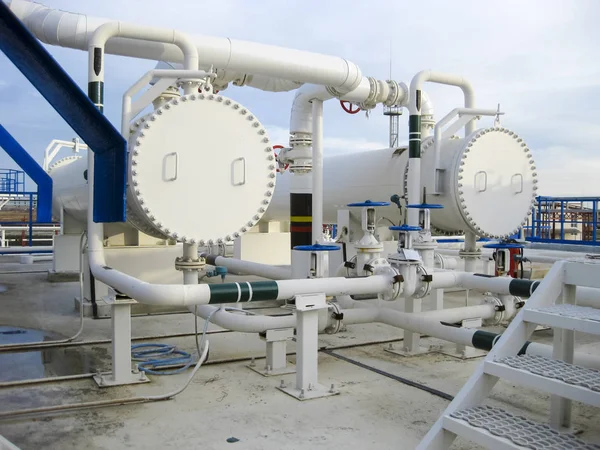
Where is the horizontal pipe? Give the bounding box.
[431,271,540,297]
[192,305,296,333]
[337,297,600,369]
[10,0,362,93]
[202,254,291,280]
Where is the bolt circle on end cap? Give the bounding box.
[126,93,276,244]
[455,127,537,238]
[347,200,391,207]
[293,244,341,252]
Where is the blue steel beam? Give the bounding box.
[0,2,126,223]
[0,125,52,222]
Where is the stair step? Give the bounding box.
[485,355,600,407]
[445,405,600,449]
[523,304,600,335]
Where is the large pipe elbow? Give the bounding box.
[409,70,475,115]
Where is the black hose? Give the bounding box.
[321,349,454,401]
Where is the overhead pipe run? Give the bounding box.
[87,20,200,112]
[10,0,363,94]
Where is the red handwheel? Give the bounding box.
[273,145,289,173]
[340,100,361,114]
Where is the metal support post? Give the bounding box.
[278,293,338,400]
[248,328,295,376]
[93,298,149,387]
[550,283,576,429]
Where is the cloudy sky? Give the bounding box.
[1,0,599,196]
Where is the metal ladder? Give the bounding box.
[418,258,600,449]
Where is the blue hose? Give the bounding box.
[131,343,194,375]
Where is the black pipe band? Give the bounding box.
[509,278,537,298]
[471,330,497,351]
[408,115,421,158]
[290,193,312,248]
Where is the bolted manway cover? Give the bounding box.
[126,93,276,245]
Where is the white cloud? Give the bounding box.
[266,125,387,156]
[535,146,600,196]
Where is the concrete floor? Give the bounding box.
[0,257,598,449]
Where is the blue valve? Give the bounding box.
[406,203,444,209]
[293,244,340,251]
[389,225,422,232]
[347,200,391,207]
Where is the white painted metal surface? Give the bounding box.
[126,93,275,244]
[421,127,537,237]
[484,357,600,407]
[267,127,536,239]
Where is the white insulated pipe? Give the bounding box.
[202,254,292,280]
[191,305,297,333]
[312,99,324,243]
[409,70,475,129]
[407,70,476,231]
[88,22,199,76]
[87,153,393,305]
[10,0,362,94]
[0,246,53,254]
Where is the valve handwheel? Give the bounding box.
[340,100,361,114]
[273,145,289,173]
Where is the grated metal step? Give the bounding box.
[523,304,600,335]
[485,355,600,407]
[447,405,600,449]
[496,355,600,392]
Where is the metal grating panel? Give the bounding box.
[530,304,600,322]
[495,355,600,392]
[450,405,600,449]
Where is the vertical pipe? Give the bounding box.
[88,45,104,113]
[28,193,32,246]
[463,231,478,272]
[407,113,422,228]
[311,99,324,244]
[289,173,312,249]
[560,201,565,241]
[182,242,199,285]
[593,200,597,243]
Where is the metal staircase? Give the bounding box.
[418,258,600,449]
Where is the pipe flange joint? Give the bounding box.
[458,249,481,259]
[482,295,504,325]
[175,256,206,271]
[325,301,344,335]
[374,264,402,301]
[358,77,379,110]
[413,264,431,299]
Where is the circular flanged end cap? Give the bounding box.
[126,93,275,243]
[407,203,444,209]
[456,127,537,238]
[347,200,391,207]
[293,244,341,252]
[483,242,524,249]
[389,225,422,232]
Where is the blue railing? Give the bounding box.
[0,169,25,193]
[0,3,127,223]
[527,196,599,246]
